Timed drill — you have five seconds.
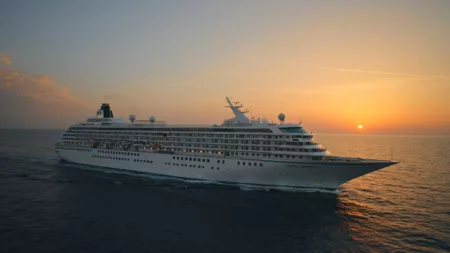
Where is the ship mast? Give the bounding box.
[225,97,250,123]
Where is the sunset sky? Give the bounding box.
[1,0,449,134]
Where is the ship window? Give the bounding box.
[243,162,246,165]
[202,159,205,162]
[260,163,263,167]
[222,160,225,164]
[238,161,240,165]
[217,160,220,163]
[279,127,307,134]
[207,159,210,162]
[189,158,192,161]
[254,163,257,166]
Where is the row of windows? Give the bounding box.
[135,159,153,163]
[64,134,313,143]
[66,131,310,139]
[237,161,263,167]
[171,156,227,164]
[66,129,314,140]
[165,162,220,170]
[165,162,204,168]
[71,127,273,133]
[92,155,153,163]
[61,144,317,160]
[76,148,92,152]
[93,155,130,161]
[64,140,317,151]
[63,139,315,149]
[98,149,140,156]
[62,141,323,157]
[169,158,263,168]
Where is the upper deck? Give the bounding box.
[72,97,312,136]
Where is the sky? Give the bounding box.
[1,0,449,134]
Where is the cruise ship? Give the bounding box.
[55,97,397,190]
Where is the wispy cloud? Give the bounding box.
[335,68,450,80]
[336,68,411,76]
[0,54,87,108]
[0,55,12,66]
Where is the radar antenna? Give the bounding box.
[225,96,250,123]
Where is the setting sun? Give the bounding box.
[358,125,364,129]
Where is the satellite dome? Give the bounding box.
[129,114,136,123]
[278,113,286,122]
[149,116,156,123]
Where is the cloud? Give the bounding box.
[335,68,450,80]
[0,54,88,108]
[0,55,12,66]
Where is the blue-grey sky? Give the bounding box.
[1,0,450,133]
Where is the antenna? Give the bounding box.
[390,147,393,161]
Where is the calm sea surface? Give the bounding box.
[0,130,449,253]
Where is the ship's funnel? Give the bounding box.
[100,103,113,118]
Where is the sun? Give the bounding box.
[358,125,364,129]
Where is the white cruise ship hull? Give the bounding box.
[57,148,395,190]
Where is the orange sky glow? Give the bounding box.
[1,1,449,134]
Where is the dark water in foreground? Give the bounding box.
[0,130,449,253]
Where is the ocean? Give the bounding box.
[0,130,449,253]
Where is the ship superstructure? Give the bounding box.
[55,97,396,190]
